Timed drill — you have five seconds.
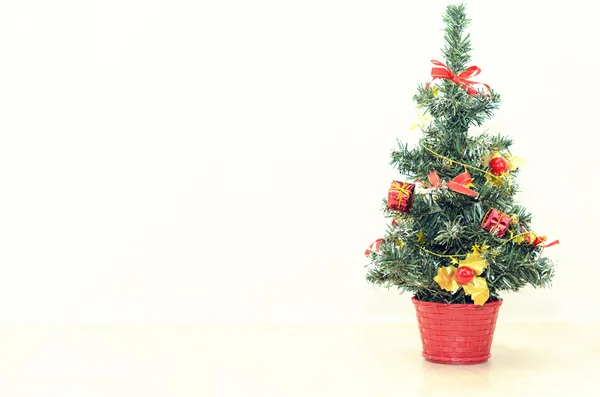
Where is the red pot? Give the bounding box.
[412,297,502,364]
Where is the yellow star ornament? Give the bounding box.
[433,252,490,306]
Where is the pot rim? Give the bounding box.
[411,296,503,308]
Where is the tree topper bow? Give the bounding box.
[425,60,490,96]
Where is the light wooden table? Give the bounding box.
[0,322,598,396]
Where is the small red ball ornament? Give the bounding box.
[489,157,508,175]
[455,266,474,285]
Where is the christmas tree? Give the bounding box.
[365,3,557,306]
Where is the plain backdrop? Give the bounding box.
[0,0,596,324]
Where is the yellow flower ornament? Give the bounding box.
[433,252,490,306]
[482,151,526,173]
[410,110,431,131]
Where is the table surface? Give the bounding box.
[1,322,598,396]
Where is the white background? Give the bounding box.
[0,0,596,324]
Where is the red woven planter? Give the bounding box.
[412,297,502,364]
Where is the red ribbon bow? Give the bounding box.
[522,227,560,248]
[425,60,490,96]
[364,238,384,257]
[419,171,478,197]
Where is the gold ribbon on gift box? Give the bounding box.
[389,181,411,196]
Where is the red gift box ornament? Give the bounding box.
[387,181,415,213]
[481,208,511,238]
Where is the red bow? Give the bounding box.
[419,171,478,197]
[543,239,560,248]
[365,238,384,257]
[522,227,560,248]
[425,60,490,96]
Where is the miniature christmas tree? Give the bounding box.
[365,3,557,306]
